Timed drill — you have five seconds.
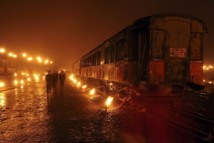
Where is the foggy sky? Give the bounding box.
[0,0,213,69]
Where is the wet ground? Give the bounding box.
[0,80,208,143]
[0,81,124,143]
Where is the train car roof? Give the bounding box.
[79,13,208,60]
[133,13,207,32]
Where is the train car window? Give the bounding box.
[104,45,114,64]
[87,57,91,67]
[83,59,86,67]
[97,52,101,65]
[89,56,93,66]
[151,30,164,58]
[115,39,125,61]
[190,33,202,60]
[93,52,101,66]
[104,47,111,64]
[110,45,115,63]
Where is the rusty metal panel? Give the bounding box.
[190,33,202,60]
[149,60,164,84]
[151,16,190,51]
[165,59,187,83]
[151,30,164,58]
[191,20,204,32]
[190,61,203,84]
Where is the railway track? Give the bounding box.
[157,105,214,142]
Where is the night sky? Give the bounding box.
[0,0,213,69]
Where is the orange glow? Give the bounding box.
[0,48,6,53]
[89,88,95,95]
[105,96,113,107]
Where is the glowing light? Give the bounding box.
[14,72,17,77]
[105,96,114,107]
[27,57,33,61]
[20,80,24,85]
[37,56,43,63]
[82,85,87,89]
[69,74,77,83]
[89,88,95,95]
[44,59,49,64]
[0,82,5,88]
[77,82,81,87]
[8,52,13,57]
[22,53,27,57]
[14,79,19,85]
[13,54,17,58]
[203,64,214,71]
[0,93,5,107]
[33,74,40,82]
[27,77,31,82]
[0,48,6,53]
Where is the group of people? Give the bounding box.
[45,70,66,95]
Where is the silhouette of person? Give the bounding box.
[45,70,52,96]
[59,70,66,90]
[52,71,59,94]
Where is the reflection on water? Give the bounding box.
[0,92,5,107]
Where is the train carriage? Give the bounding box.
[76,13,207,88]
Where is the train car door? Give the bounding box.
[164,20,190,84]
[137,30,149,81]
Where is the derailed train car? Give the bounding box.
[76,13,207,88]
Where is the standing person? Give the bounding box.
[45,70,52,97]
[59,70,66,90]
[52,71,59,94]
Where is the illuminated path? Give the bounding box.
[0,78,207,142]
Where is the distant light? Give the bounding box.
[14,72,17,77]
[20,80,24,85]
[13,54,17,58]
[22,53,27,57]
[27,77,31,82]
[0,48,6,53]
[37,56,43,63]
[0,82,5,88]
[27,57,33,61]
[44,59,49,64]
[14,79,18,85]
[8,52,13,57]
[33,74,40,82]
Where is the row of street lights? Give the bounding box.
[0,47,53,65]
[203,64,214,84]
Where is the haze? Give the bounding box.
[0,0,213,69]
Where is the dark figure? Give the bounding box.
[45,70,53,96]
[52,71,59,93]
[59,70,66,90]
